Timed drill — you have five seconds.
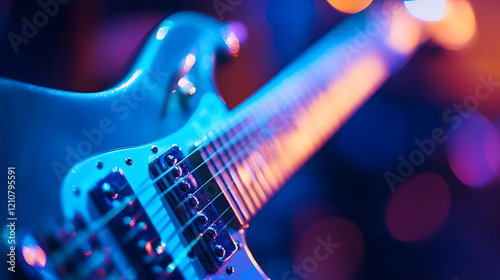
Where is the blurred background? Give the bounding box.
[1,0,500,279]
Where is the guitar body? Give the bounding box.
[2,12,266,279]
[2,3,425,279]
[1,12,225,228]
[57,90,265,279]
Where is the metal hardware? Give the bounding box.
[226,265,235,275]
[91,171,181,279]
[149,146,237,273]
[151,145,158,154]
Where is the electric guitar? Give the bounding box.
[2,3,427,279]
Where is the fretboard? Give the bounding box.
[200,5,424,225]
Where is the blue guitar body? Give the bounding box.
[2,12,266,279]
[1,4,425,279]
[1,12,229,228]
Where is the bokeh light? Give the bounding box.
[386,173,450,242]
[326,0,373,14]
[22,245,47,268]
[404,0,447,22]
[228,21,248,45]
[224,30,241,57]
[446,112,500,188]
[387,5,422,55]
[429,0,476,50]
[185,54,196,67]
[293,218,364,280]
[156,26,169,40]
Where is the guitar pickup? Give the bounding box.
[149,146,238,274]
[91,170,181,279]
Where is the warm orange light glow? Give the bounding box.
[235,162,262,210]
[231,168,257,216]
[430,0,476,50]
[387,8,422,55]
[328,55,388,114]
[248,151,275,196]
[280,54,388,178]
[225,32,240,57]
[145,241,152,254]
[22,245,47,268]
[327,0,373,14]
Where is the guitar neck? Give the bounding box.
[200,4,424,225]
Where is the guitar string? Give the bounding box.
[144,68,321,270]
[49,104,252,265]
[50,89,289,267]
[126,79,302,219]
[52,67,313,270]
[124,60,315,218]
[147,78,307,211]
[49,105,253,267]
[164,80,315,264]
[167,214,238,273]
[149,82,307,226]
[166,205,236,273]
[163,134,275,271]
[140,80,311,270]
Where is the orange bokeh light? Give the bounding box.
[22,245,47,268]
[327,0,373,14]
[226,34,240,57]
[387,6,423,55]
[429,0,476,50]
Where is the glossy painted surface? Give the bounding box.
[1,3,425,279]
[59,90,267,279]
[0,11,230,230]
[1,10,268,280]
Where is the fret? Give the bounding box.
[258,98,296,177]
[242,129,275,197]
[245,125,285,194]
[219,128,263,214]
[239,115,281,194]
[225,127,269,208]
[244,151,273,200]
[200,144,252,223]
[197,41,392,224]
[247,150,275,197]
[216,129,260,216]
[212,138,259,220]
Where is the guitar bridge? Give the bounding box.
[149,146,238,274]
